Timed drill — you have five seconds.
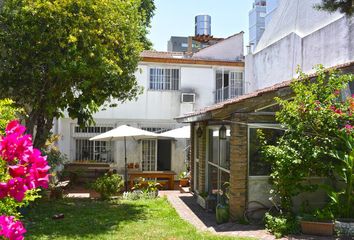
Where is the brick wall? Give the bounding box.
[229,114,248,220]
[190,123,195,192]
[197,122,207,192]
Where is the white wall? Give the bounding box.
[57,61,244,178]
[193,33,244,61]
[247,16,354,92]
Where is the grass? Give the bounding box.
[23,197,254,240]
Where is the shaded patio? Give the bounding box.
[160,191,338,240]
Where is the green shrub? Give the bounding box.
[93,173,124,200]
[264,213,299,238]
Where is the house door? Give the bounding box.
[157,140,171,171]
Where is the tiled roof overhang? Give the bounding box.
[176,61,354,123]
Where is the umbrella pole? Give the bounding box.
[124,136,128,192]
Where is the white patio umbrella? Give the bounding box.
[90,125,158,191]
[158,126,190,139]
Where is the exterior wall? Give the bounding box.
[197,122,207,192]
[193,33,244,61]
[190,123,195,191]
[246,0,351,92]
[229,114,248,220]
[247,33,302,92]
[265,0,278,26]
[247,17,354,92]
[57,60,243,179]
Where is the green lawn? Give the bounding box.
[23,197,254,240]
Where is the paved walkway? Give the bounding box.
[160,191,338,240]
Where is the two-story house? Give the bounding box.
[54,32,245,179]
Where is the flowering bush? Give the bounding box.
[261,66,354,218]
[0,120,50,240]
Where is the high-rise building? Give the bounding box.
[249,0,267,48]
[265,0,279,26]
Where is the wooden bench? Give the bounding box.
[128,171,176,190]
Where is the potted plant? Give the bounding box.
[216,182,230,224]
[178,171,189,187]
[299,208,334,236]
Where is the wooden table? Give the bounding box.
[128,171,176,190]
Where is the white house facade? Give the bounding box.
[54,33,245,179]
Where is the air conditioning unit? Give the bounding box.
[181,93,196,103]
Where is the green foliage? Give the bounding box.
[0,0,155,148]
[24,198,253,240]
[316,0,354,17]
[260,66,354,214]
[178,171,188,179]
[301,206,335,222]
[0,99,23,134]
[264,213,299,238]
[93,173,124,200]
[328,131,354,218]
[131,178,162,193]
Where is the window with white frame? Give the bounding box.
[149,67,180,90]
[141,139,156,171]
[73,125,114,163]
[215,69,244,103]
[207,126,230,203]
[248,125,283,176]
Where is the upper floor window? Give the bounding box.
[215,69,244,103]
[149,67,180,90]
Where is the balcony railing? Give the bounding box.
[215,85,244,103]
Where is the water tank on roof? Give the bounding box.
[195,15,211,36]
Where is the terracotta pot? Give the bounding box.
[127,163,134,168]
[300,220,334,236]
[179,178,189,187]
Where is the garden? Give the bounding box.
[259,67,354,238]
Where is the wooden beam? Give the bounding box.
[141,57,245,67]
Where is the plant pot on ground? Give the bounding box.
[299,210,334,236]
[178,171,189,187]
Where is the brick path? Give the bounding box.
[160,191,338,240]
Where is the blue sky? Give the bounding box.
[148,0,254,51]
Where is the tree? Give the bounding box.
[0,0,155,148]
[316,0,354,16]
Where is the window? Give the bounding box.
[141,127,170,133]
[141,140,157,171]
[74,125,114,163]
[215,69,244,103]
[207,126,230,202]
[230,72,244,99]
[248,127,284,176]
[149,67,180,90]
[75,139,113,163]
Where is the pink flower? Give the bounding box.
[8,166,26,178]
[0,183,8,199]
[0,216,26,240]
[5,120,25,136]
[335,109,343,115]
[334,90,341,95]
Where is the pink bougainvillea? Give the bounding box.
[0,120,50,240]
[0,216,26,240]
[0,120,50,202]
